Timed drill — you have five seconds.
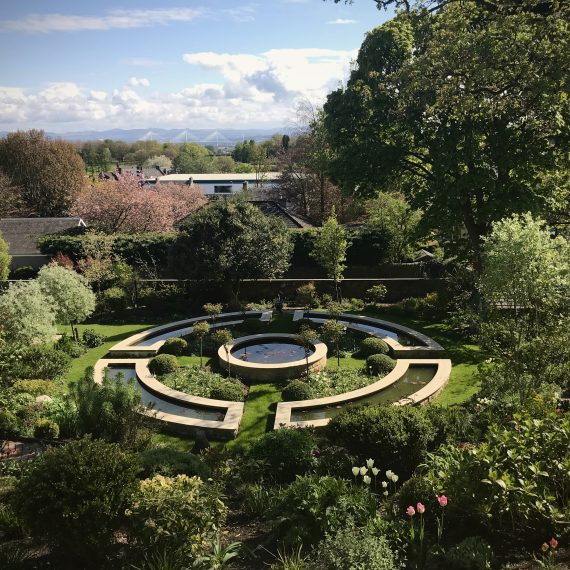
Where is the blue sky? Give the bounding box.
[0,1,391,132]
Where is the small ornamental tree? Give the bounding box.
[37,264,96,339]
[192,321,210,366]
[321,319,346,367]
[212,328,233,377]
[13,438,139,563]
[202,303,222,324]
[296,325,317,378]
[311,209,349,301]
[0,280,56,346]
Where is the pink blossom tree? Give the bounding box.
[72,176,206,233]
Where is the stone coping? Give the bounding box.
[304,311,445,356]
[218,333,327,372]
[274,358,451,429]
[109,311,264,355]
[94,359,244,439]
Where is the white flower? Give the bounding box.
[352,467,359,477]
[391,474,399,483]
[372,467,380,476]
[360,466,368,476]
[363,475,371,485]
[381,481,388,488]
[366,458,375,468]
[386,470,393,480]
[383,490,389,497]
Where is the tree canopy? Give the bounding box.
[324,2,570,260]
[0,130,85,216]
[171,199,292,299]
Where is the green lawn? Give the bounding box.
[61,309,481,449]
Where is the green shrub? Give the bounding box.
[392,475,440,529]
[327,405,435,478]
[140,448,211,480]
[442,536,494,570]
[247,428,318,483]
[15,345,71,380]
[314,445,358,478]
[241,318,266,335]
[423,411,570,539]
[126,475,227,559]
[162,366,233,399]
[209,380,245,402]
[158,337,188,356]
[55,334,86,358]
[12,379,55,397]
[271,475,376,545]
[313,526,398,570]
[365,284,388,305]
[296,282,318,307]
[0,503,23,541]
[307,369,373,398]
[82,328,104,348]
[366,354,396,376]
[0,410,19,437]
[13,438,139,563]
[100,286,128,312]
[33,418,59,440]
[282,380,312,401]
[149,354,179,377]
[358,337,390,358]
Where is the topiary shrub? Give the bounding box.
[282,380,312,401]
[357,337,390,358]
[33,419,59,440]
[312,526,399,570]
[148,354,179,377]
[15,345,71,381]
[366,354,396,376]
[327,405,435,478]
[365,284,388,305]
[139,448,211,480]
[82,328,104,348]
[246,428,318,484]
[391,475,440,529]
[209,380,246,402]
[158,337,188,356]
[0,410,19,437]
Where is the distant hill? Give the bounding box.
[0,127,290,145]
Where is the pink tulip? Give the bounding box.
[438,495,448,507]
[406,506,415,517]
[417,502,425,514]
[549,538,558,549]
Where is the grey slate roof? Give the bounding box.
[0,218,86,255]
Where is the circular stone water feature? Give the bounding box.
[219,333,327,382]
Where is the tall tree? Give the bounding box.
[0,130,85,216]
[37,264,96,338]
[171,199,292,302]
[324,3,570,263]
[311,210,350,301]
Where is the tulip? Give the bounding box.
[381,481,388,488]
[391,474,399,483]
[417,502,425,514]
[366,458,375,468]
[383,490,389,497]
[363,475,371,485]
[541,543,549,552]
[386,470,393,480]
[406,506,415,517]
[372,467,380,476]
[549,538,558,549]
[352,467,359,477]
[438,495,448,507]
[360,466,368,476]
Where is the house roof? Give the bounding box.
[249,200,313,229]
[157,172,281,184]
[0,217,86,255]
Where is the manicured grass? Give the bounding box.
[60,322,156,384]
[229,382,284,447]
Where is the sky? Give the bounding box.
[0,0,392,132]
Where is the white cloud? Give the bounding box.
[128,77,151,87]
[327,18,357,25]
[0,47,356,129]
[0,6,256,33]
[121,57,170,67]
